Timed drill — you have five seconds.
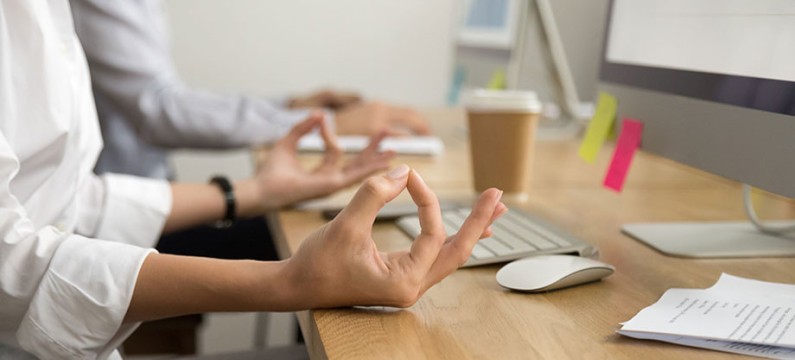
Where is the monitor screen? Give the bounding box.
[599,0,795,198]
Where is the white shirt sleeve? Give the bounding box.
[73,166,171,249]
[95,174,172,248]
[0,2,167,357]
[16,236,155,360]
[0,133,154,359]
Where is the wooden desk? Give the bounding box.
[267,109,795,359]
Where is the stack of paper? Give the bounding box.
[619,274,795,359]
[298,135,444,156]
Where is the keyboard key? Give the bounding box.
[470,243,496,259]
[479,238,514,256]
[498,219,558,249]
[503,211,571,247]
[492,227,536,252]
[395,207,595,267]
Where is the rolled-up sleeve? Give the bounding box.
[93,173,172,248]
[0,134,157,358]
[16,234,155,359]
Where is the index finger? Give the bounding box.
[360,130,389,156]
[318,111,343,169]
[278,111,325,148]
[334,165,411,228]
[406,170,446,268]
[426,188,503,283]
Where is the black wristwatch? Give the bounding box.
[209,175,236,228]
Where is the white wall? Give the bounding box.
[163,0,457,107]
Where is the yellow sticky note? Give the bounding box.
[487,69,506,90]
[607,114,618,141]
[579,92,617,163]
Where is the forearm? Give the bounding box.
[125,253,299,323]
[162,179,265,233]
[138,88,312,149]
[125,169,504,324]
[73,0,307,149]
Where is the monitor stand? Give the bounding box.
[622,222,795,258]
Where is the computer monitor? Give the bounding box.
[599,0,795,257]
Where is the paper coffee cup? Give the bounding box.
[464,89,542,200]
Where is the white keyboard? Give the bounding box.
[298,135,444,155]
[395,208,598,267]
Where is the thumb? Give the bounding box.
[334,164,411,226]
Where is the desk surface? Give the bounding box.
[267,109,795,359]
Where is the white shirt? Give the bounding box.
[0,0,172,358]
[70,0,315,179]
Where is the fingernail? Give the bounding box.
[387,164,410,179]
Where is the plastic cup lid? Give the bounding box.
[463,89,542,113]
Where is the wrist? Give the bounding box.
[253,259,304,311]
[233,178,267,218]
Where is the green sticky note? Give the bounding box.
[579,92,617,163]
[487,69,506,90]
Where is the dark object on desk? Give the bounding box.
[496,255,614,292]
[322,200,460,221]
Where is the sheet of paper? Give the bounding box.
[620,332,795,359]
[708,273,795,297]
[603,118,643,192]
[619,274,795,358]
[298,135,444,156]
[578,92,617,163]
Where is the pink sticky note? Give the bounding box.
[603,119,643,192]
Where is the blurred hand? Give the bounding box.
[288,89,362,110]
[335,101,431,136]
[283,165,506,309]
[252,112,395,210]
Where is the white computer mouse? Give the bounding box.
[496,255,615,292]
